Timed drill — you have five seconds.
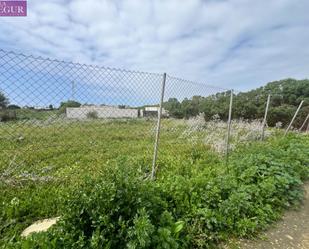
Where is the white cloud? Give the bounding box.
[0,0,309,93]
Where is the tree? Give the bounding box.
[59,100,81,113]
[268,105,295,127]
[0,91,9,109]
[163,98,183,118]
[161,79,309,127]
[7,104,21,109]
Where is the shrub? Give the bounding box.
[86,111,98,119]
[14,165,186,248]
[7,134,309,248]
[0,91,9,109]
[7,104,21,109]
[0,110,16,122]
[59,100,81,113]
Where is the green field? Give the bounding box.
[0,119,308,248]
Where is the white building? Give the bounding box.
[66,106,139,119]
[143,106,168,117]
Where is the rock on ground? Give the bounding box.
[21,217,60,237]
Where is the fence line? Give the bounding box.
[225,89,233,163]
[299,113,309,131]
[151,73,166,180]
[285,100,304,135]
[0,48,308,184]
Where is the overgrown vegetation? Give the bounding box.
[0,110,17,122]
[0,78,308,247]
[0,118,308,248]
[163,79,309,127]
[0,91,9,109]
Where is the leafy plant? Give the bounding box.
[0,119,308,248]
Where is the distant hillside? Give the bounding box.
[163,78,309,128]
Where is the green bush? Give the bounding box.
[59,100,81,113]
[86,111,98,119]
[5,134,309,248]
[7,105,21,110]
[0,110,16,122]
[0,91,9,109]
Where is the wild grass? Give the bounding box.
[0,118,308,248]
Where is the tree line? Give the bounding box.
[163,78,309,128]
[1,78,309,127]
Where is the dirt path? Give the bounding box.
[227,182,309,249]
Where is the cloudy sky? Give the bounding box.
[1,0,309,91]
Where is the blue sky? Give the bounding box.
[1,0,309,106]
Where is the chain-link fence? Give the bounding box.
[0,49,308,184]
[0,49,164,185]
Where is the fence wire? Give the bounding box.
[157,76,230,158]
[0,49,308,184]
[0,49,164,185]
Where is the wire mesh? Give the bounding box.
[156,76,272,167]
[157,75,231,157]
[0,49,163,186]
[0,49,305,184]
[1,48,309,247]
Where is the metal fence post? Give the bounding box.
[226,89,233,163]
[284,100,304,136]
[299,113,309,131]
[151,73,167,180]
[261,94,271,140]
